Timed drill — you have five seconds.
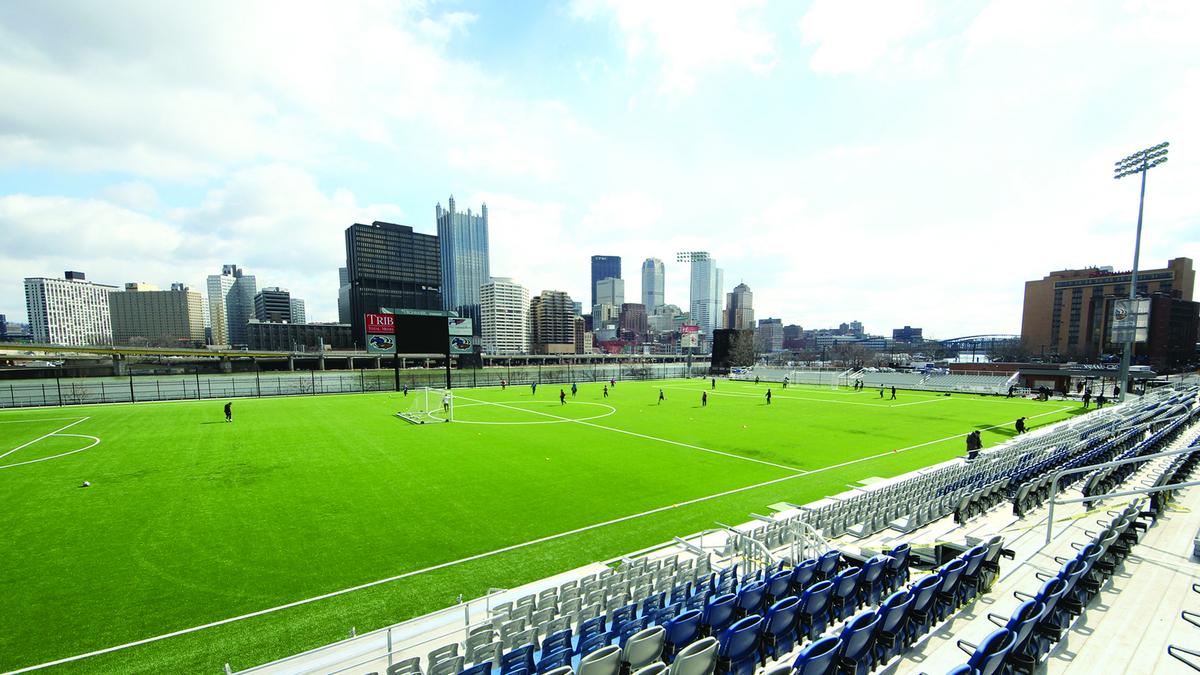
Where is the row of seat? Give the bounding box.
[943,501,1154,675]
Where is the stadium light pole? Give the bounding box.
[1112,141,1168,402]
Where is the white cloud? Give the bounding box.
[572,0,777,94]
[798,0,932,75]
[102,181,159,212]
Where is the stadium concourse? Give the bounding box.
[240,382,1200,675]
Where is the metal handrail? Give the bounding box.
[1045,443,1199,544]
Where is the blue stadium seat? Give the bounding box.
[883,544,911,591]
[541,630,573,659]
[735,581,767,618]
[905,574,943,645]
[702,594,738,637]
[765,569,793,603]
[761,596,800,661]
[956,545,989,604]
[789,559,818,596]
[873,590,913,666]
[536,648,573,674]
[791,636,839,675]
[829,566,862,621]
[662,609,703,661]
[857,555,890,607]
[456,662,491,675]
[985,599,1044,674]
[501,644,536,675]
[816,551,841,581]
[835,610,881,675]
[955,627,1016,675]
[797,580,835,640]
[716,615,763,675]
[933,558,968,622]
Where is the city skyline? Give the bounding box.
[0,2,1196,336]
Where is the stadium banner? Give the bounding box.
[366,333,396,353]
[449,335,475,354]
[681,323,700,348]
[447,317,473,336]
[365,313,395,334]
[1110,298,1150,343]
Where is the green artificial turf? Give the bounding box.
[0,379,1083,673]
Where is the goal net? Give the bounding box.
[396,387,453,424]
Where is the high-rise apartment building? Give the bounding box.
[109,283,205,346]
[437,196,490,335]
[337,267,351,324]
[345,221,441,346]
[590,255,621,307]
[724,283,754,330]
[641,258,665,312]
[480,277,530,355]
[206,264,256,347]
[530,290,575,354]
[686,252,723,336]
[255,287,292,323]
[1021,257,1195,360]
[24,271,117,346]
[290,298,306,324]
[756,318,783,353]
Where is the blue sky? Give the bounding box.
[0,0,1196,337]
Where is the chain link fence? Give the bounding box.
[0,362,711,409]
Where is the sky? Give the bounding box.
[0,0,1196,339]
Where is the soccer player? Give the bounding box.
[442,393,451,413]
[755,376,760,385]
[1096,394,1106,408]
[765,388,772,404]
[783,376,788,389]
[532,382,537,395]
[702,391,708,407]
[572,382,578,398]
[658,389,665,404]
[890,386,897,400]
[879,386,885,399]
[559,389,567,405]
[603,385,609,398]
[1015,417,1026,434]
[1082,390,1091,408]
[224,401,232,422]
[711,377,716,390]
[402,385,409,397]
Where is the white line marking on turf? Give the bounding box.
[0,417,90,424]
[4,404,1077,674]
[452,393,809,473]
[429,401,617,425]
[0,417,90,460]
[888,398,951,408]
[664,386,889,408]
[0,434,100,469]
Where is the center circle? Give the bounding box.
[429,401,617,425]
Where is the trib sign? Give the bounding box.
[365,313,395,334]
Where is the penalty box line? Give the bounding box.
[0,417,91,460]
[450,393,808,474]
[9,404,1074,673]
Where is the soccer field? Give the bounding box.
[0,378,1082,674]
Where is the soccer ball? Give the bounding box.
[82,481,91,488]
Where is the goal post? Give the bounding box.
[396,387,453,424]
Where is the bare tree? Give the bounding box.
[728,330,758,367]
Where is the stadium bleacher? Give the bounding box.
[239,384,1200,675]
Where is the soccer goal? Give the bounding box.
[396,387,453,424]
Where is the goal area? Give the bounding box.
[396,387,454,424]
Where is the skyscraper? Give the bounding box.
[590,255,621,307]
[684,252,723,336]
[345,221,441,345]
[641,258,665,312]
[290,298,306,324]
[255,287,292,323]
[530,290,575,354]
[757,318,783,353]
[724,283,754,330]
[481,277,530,355]
[437,196,490,335]
[24,272,117,346]
[109,283,205,346]
[337,267,351,324]
[206,264,256,347]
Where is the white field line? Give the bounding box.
[6,403,1076,673]
[451,393,808,474]
[664,386,888,408]
[0,417,91,424]
[889,397,951,408]
[0,434,100,470]
[0,417,90,460]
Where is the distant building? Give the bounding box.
[0,313,6,339]
[590,255,621,307]
[24,272,117,346]
[290,298,306,324]
[345,221,441,347]
[641,258,665,312]
[480,277,530,355]
[530,290,575,354]
[783,324,804,350]
[572,301,583,316]
[207,264,256,346]
[686,252,723,337]
[893,326,923,343]
[619,303,648,340]
[724,283,754,330]
[255,287,292,323]
[596,277,625,308]
[437,196,489,335]
[1021,257,1195,359]
[757,318,783,352]
[109,283,205,347]
[337,267,351,324]
[648,304,683,333]
[245,321,352,351]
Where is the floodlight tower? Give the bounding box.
[1112,141,1169,402]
